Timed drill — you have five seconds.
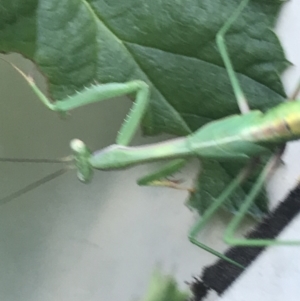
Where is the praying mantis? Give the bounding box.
[1,0,300,269]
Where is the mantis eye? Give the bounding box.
[70,139,93,183]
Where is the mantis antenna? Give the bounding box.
[0,156,73,205]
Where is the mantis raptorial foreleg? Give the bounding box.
[6,61,190,187]
[10,64,149,146]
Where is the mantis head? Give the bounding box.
[70,139,94,183]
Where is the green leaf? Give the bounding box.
[0,0,288,134]
[0,0,289,216]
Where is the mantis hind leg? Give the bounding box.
[225,151,300,246]
[188,160,255,269]
[189,150,300,268]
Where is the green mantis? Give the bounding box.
[1,0,300,269]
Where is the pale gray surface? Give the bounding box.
[0,1,300,300]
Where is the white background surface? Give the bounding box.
[0,1,299,300]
